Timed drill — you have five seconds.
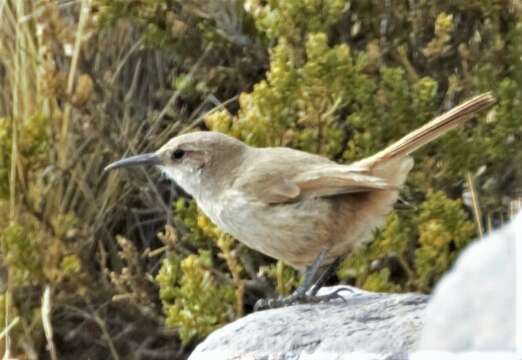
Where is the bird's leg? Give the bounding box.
[309,257,341,295]
[308,257,353,299]
[291,248,328,297]
[254,250,349,311]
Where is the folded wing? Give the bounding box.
[236,163,394,204]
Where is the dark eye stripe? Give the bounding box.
[172,149,185,160]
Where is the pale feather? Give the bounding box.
[355,92,496,169]
[234,149,393,204]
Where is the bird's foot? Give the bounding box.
[254,287,352,311]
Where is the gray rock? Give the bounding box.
[189,287,428,360]
[419,212,520,351]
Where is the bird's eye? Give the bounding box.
[172,149,185,160]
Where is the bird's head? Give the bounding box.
[104,131,247,196]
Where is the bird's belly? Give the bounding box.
[198,191,333,268]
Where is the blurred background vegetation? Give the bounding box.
[0,0,520,358]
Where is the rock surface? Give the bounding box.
[419,212,520,351]
[190,287,428,360]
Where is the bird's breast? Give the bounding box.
[195,190,334,267]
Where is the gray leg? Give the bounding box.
[292,249,328,297]
[309,257,342,296]
[254,250,349,311]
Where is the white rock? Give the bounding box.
[189,286,428,360]
[419,212,520,351]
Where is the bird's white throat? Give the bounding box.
[158,165,204,198]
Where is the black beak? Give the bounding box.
[103,153,162,173]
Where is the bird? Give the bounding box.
[104,92,496,309]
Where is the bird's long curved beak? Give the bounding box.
[103,153,162,173]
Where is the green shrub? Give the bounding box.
[156,253,236,344]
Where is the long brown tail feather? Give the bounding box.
[360,92,496,168]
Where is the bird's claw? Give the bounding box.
[254,287,352,311]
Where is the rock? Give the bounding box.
[419,212,520,351]
[189,286,428,360]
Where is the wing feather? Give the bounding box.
[293,164,395,198]
[236,162,394,204]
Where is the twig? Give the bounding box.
[466,172,483,239]
[59,0,91,166]
[91,309,121,360]
[182,94,240,133]
[41,286,58,360]
[111,36,145,85]
[0,317,19,341]
[510,197,522,219]
[143,45,213,139]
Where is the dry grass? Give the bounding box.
[466,172,483,239]
[0,0,226,358]
[1,2,46,357]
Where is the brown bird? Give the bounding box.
[105,92,496,309]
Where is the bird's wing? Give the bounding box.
[236,158,394,205]
[236,173,302,204]
[292,164,395,199]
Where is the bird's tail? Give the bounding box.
[358,92,496,169]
